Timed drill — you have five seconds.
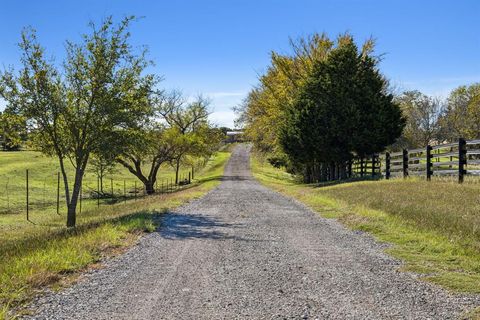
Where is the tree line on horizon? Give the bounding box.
[0,16,224,227]
[235,33,480,183]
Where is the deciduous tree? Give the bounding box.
[0,17,153,227]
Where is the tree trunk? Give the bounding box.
[145,180,155,195]
[66,196,77,228]
[66,167,84,228]
[330,162,336,181]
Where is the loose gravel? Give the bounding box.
[24,144,479,319]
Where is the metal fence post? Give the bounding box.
[26,169,29,221]
[97,176,100,207]
[79,185,82,214]
[385,152,391,180]
[459,138,467,183]
[57,172,60,215]
[402,149,409,178]
[6,178,9,212]
[426,145,433,181]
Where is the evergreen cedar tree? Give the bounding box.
[279,39,405,182]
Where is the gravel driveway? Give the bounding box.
[25,144,479,319]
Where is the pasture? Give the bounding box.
[0,150,197,217]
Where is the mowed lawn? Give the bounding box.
[251,154,480,293]
[0,149,231,318]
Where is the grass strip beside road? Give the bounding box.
[251,154,480,294]
[0,150,231,319]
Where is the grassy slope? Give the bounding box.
[251,154,480,295]
[0,149,231,318]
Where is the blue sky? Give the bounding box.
[1,0,479,127]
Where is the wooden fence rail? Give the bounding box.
[374,138,480,183]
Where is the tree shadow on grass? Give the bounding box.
[311,176,382,189]
[159,212,246,241]
[0,211,158,262]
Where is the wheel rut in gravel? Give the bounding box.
[26,144,479,319]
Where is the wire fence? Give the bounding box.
[0,169,194,219]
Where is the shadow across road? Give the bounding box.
[159,212,244,241]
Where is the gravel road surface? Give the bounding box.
[25,144,479,319]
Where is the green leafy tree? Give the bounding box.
[0,17,153,227]
[439,83,480,140]
[0,108,27,150]
[235,33,335,157]
[115,123,177,194]
[392,91,444,149]
[89,152,117,195]
[280,35,404,182]
[156,94,218,184]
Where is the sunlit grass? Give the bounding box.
[0,150,199,215]
[0,149,231,319]
[251,153,480,294]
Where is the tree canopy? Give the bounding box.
[0,16,155,227]
[238,33,404,182]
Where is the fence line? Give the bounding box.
[349,138,480,183]
[0,167,196,219]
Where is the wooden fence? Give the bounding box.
[351,138,480,183]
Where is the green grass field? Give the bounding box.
[0,150,198,216]
[0,149,231,319]
[251,153,480,294]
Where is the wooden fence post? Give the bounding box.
[360,158,364,177]
[385,152,391,180]
[402,149,409,178]
[124,180,126,203]
[188,172,191,184]
[426,145,433,181]
[458,138,467,183]
[134,181,137,201]
[371,155,376,177]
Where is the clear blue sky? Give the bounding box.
[1,0,479,127]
